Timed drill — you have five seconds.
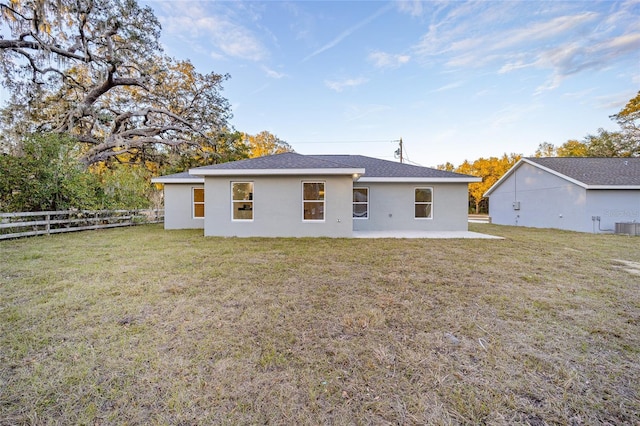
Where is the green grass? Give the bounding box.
[1,224,639,425]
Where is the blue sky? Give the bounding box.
[145,0,640,167]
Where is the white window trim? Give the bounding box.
[302,181,326,222]
[231,181,254,222]
[192,187,204,219]
[353,187,369,220]
[414,186,434,220]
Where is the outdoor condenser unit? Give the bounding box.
[615,222,640,236]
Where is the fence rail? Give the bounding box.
[468,214,491,223]
[0,209,164,240]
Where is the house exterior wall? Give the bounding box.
[586,190,640,232]
[488,163,589,232]
[203,175,353,237]
[163,183,205,229]
[353,182,470,232]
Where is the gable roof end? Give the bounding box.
[485,157,640,197]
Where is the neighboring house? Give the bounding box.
[152,152,481,237]
[484,157,640,233]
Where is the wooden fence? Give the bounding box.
[468,214,491,223]
[0,209,164,241]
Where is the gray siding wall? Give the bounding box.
[489,163,590,232]
[203,175,353,237]
[163,184,205,229]
[352,182,470,232]
[586,190,640,232]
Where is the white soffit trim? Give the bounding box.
[190,168,366,176]
[358,177,482,183]
[151,177,204,184]
[587,185,640,190]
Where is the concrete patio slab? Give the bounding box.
[353,230,503,239]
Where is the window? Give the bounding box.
[353,187,368,219]
[232,182,253,220]
[414,187,433,219]
[193,187,204,218]
[303,182,325,221]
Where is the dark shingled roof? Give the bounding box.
[157,171,195,179]
[310,154,474,179]
[527,157,640,186]
[192,152,357,171]
[160,152,479,181]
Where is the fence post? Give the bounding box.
[46,213,51,235]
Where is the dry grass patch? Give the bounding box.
[1,224,639,424]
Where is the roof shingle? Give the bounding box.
[192,152,356,171]
[154,152,479,181]
[310,154,474,178]
[527,157,640,186]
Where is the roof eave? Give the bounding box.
[358,177,481,183]
[586,185,640,190]
[151,177,204,184]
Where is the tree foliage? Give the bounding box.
[611,90,640,156]
[244,131,293,158]
[535,128,633,158]
[0,133,102,211]
[456,154,521,214]
[0,132,160,212]
[535,92,640,158]
[438,154,520,214]
[0,0,232,166]
[160,129,250,175]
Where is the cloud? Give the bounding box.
[394,0,427,17]
[261,66,286,79]
[325,77,369,92]
[594,92,636,110]
[157,1,268,62]
[491,12,598,51]
[490,103,541,129]
[303,3,394,61]
[368,51,411,68]
[431,81,464,93]
[344,103,391,122]
[411,1,640,90]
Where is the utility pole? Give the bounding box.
[394,137,404,163]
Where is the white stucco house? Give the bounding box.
[484,157,640,233]
[151,152,481,237]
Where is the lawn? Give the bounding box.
[1,224,638,425]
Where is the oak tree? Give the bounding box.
[0,0,232,166]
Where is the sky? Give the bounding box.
[3,1,639,167]
[142,0,640,167]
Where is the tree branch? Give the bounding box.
[0,39,89,62]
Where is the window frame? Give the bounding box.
[231,181,254,221]
[192,187,205,219]
[414,187,433,220]
[302,181,325,222]
[352,187,369,220]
